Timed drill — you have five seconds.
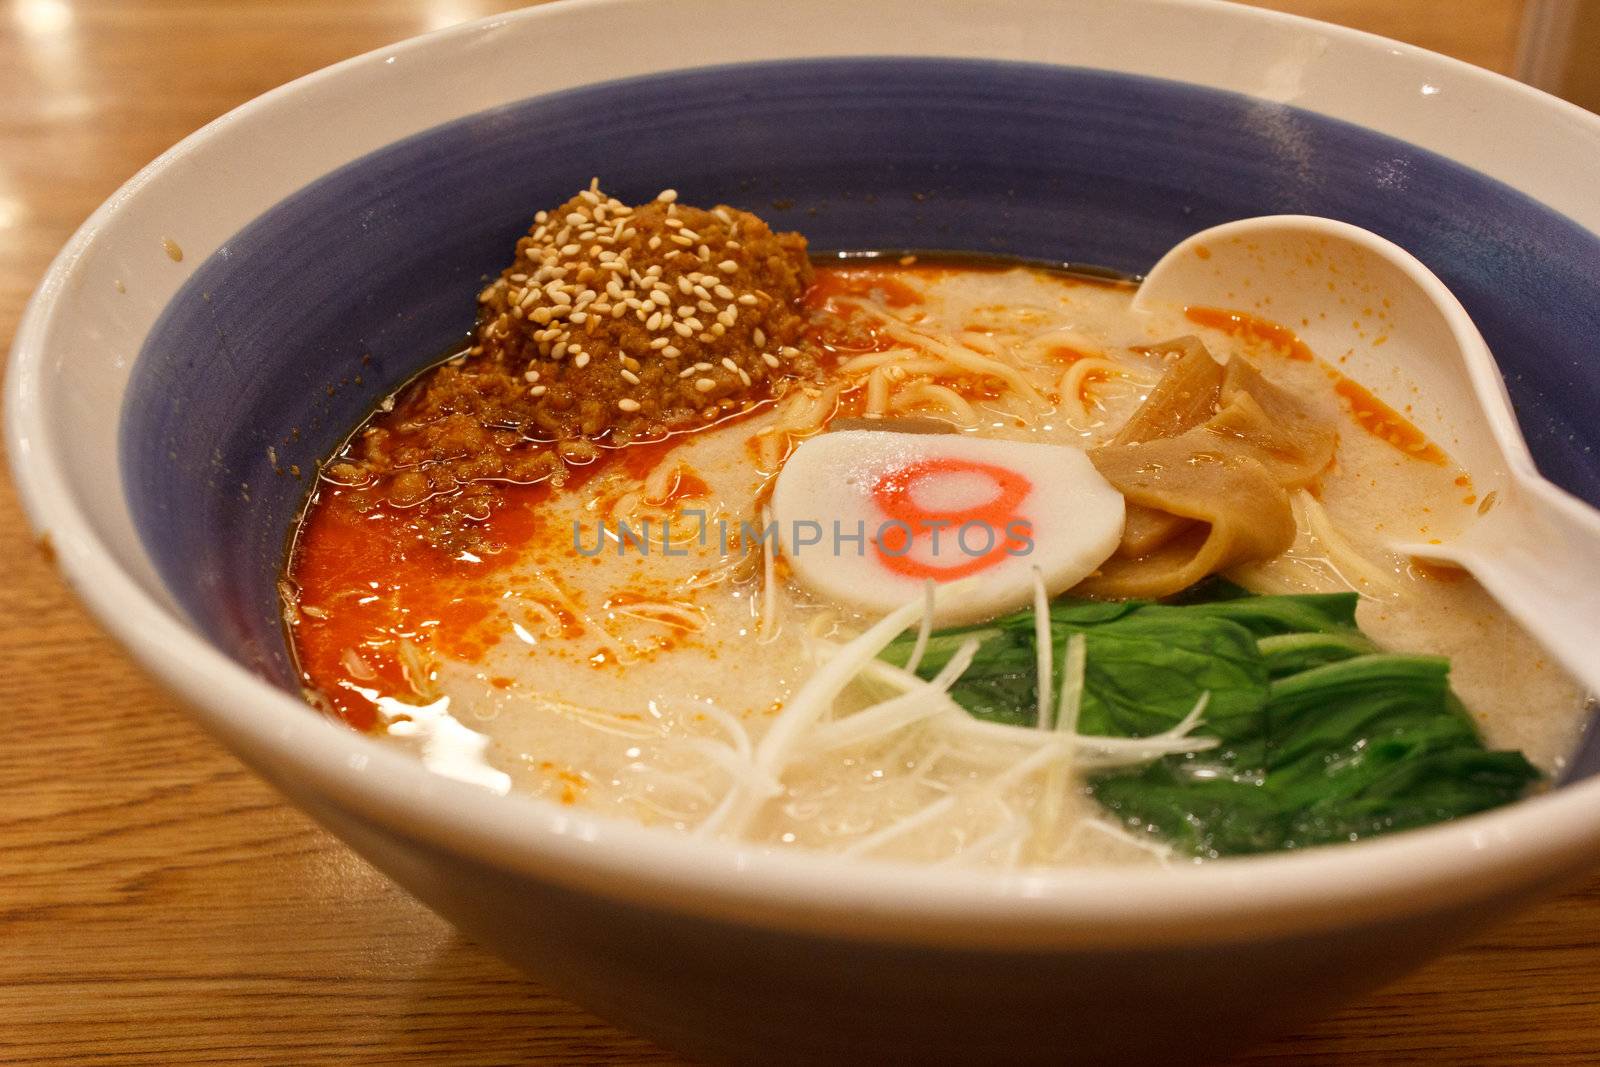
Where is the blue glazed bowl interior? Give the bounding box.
[122,58,1600,777]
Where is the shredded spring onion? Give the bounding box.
[699,581,977,838]
[804,637,981,754]
[1031,567,1053,730]
[902,579,937,676]
[1055,632,1087,734]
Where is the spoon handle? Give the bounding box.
[1435,483,1600,700]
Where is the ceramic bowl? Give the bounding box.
[10,1,1600,1062]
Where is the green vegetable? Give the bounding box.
[878,578,1540,857]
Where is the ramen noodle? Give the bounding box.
[284,188,1586,867]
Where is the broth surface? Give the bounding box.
[287,262,1585,866]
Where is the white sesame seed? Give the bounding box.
[718,259,739,273]
[762,353,781,368]
[565,211,587,225]
[650,290,671,307]
[678,366,696,378]
[523,370,541,382]
[663,345,680,358]
[552,341,568,358]
[561,243,581,256]
[647,311,663,330]
[530,384,547,396]
[673,322,693,338]
[679,228,700,242]
[780,346,800,358]
[737,293,757,306]
[577,352,594,368]
[697,299,716,314]
[569,311,588,324]
[620,369,641,385]
[648,235,662,250]
[713,284,734,300]
[649,337,670,349]
[753,328,766,347]
[738,369,751,386]
[677,277,693,295]
[713,207,733,224]
[670,234,694,247]
[657,188,678,203]
[717,309,736,327]
[721,357,739,372]
[664,217,684,229]
[618,398,641,412]
[695,377,716,392]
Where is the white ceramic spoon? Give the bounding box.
[1132,215,1600,701]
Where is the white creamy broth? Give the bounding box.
[293,262,1586,867]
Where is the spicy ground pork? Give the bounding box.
[322,182,815,538]
[477,182,814,442]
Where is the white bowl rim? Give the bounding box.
[9,0,1600,950]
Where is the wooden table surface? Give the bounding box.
[3,1,1596,1063]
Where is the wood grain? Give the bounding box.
[1242,0,1530,73]
[2,2,1595,1064]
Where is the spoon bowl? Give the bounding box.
[1134,215,1600,700]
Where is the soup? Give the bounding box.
[283,185,1586,867]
